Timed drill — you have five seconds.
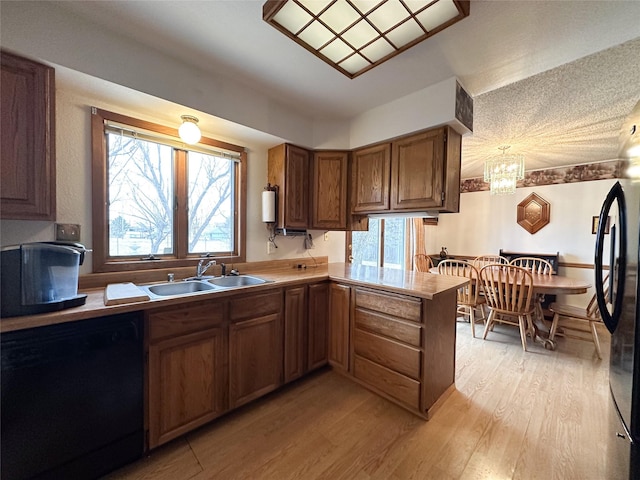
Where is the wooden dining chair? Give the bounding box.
[413,254,434,272]
[548,274,609,359]
[509,257,554,275]
[438,259,486,338]
[479,265,536,351]
[509,257,554,321]
[472,254,509,269]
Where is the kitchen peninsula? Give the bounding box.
[1,260,467,454]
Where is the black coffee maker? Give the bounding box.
[1,242,88,318]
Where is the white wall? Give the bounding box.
[428,180,618,306]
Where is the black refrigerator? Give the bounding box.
[596,174,640,478]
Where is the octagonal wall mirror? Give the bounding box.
[517,193,550,234]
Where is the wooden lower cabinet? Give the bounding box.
[284,285,307,383]
[229,290,283,409]
[307,282,329,371]
[147,301,227,448]
[328,283,351,371]
[284,282,329,383]
[348,286,457,418]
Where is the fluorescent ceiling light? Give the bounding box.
[263,0,470,79]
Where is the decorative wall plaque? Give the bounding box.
[517,193,550,234]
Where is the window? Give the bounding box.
[350,217,410,270]
[91,108,246,272]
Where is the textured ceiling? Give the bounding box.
[462,38,640,178]
[45,1,640,177]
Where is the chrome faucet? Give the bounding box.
[196,259,216,278]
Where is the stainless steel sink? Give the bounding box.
[208,275,269,288]
[143,280,217,297]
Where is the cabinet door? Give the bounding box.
[229,313,283,408]
[328,283,351,371]
[284,286,307,383]
[1,51,55,220]
[308,282,329,371]
[267,144,310,229]
[148,327,227,448]
[351,143,391,213]
[391,129,445,210]
[312,151,348,230]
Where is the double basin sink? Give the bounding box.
[141,275,271,298]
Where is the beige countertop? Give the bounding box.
[0,262,467,333]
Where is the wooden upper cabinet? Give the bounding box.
[351,126,461,215]
[391,129,444,211]
[311,151,348,230]
[1,51,56,220]
[268,143,310,229]
[351,143,391,213]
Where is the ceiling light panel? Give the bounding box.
[321,37,353,62]
[263,0,470,78]
[361,37,395,62]
[366,1,410,32]
[342,20,378,49]
[340,53,370,73]
[271,1,311,33]
[386,19,424,48]
[320,0,361,33]
[299,21,334,48]
[350,0,380,14]
[416,0,460,31]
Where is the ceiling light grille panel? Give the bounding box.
[339,53,371,73]
[272,1,312,33]
[386,18,425,48]
[404,0,433,14]
[342,19,379,49]
[350,0,381,14]
[361,37,395,62]
[299,21,334,48]
[263,0,470,78]
[367,1,411,32]
[320,0,360,33]
[321,37,353,62]
[302,0,332,15]
[416,0,460,31]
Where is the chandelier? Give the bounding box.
[484,146,525,195]
[263,0,470,79]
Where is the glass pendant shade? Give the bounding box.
[484,146,525,195]
[179,115,201,144]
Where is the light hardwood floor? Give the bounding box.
[107,321,613,480]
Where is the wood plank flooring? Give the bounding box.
[106,321,613,480]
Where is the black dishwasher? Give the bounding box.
[1,313,144,480]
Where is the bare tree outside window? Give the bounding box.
[106,134,234,257]
[188,153,234,253]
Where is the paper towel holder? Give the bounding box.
[262,184,278,223]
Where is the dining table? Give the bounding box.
[429,265,592,349]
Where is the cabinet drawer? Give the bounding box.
[354,328,421,379]
[148,301,226,341]
[353,355,420,410]
[229,289,281,322]
[355,288,421,322]
[355,309,421,347]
